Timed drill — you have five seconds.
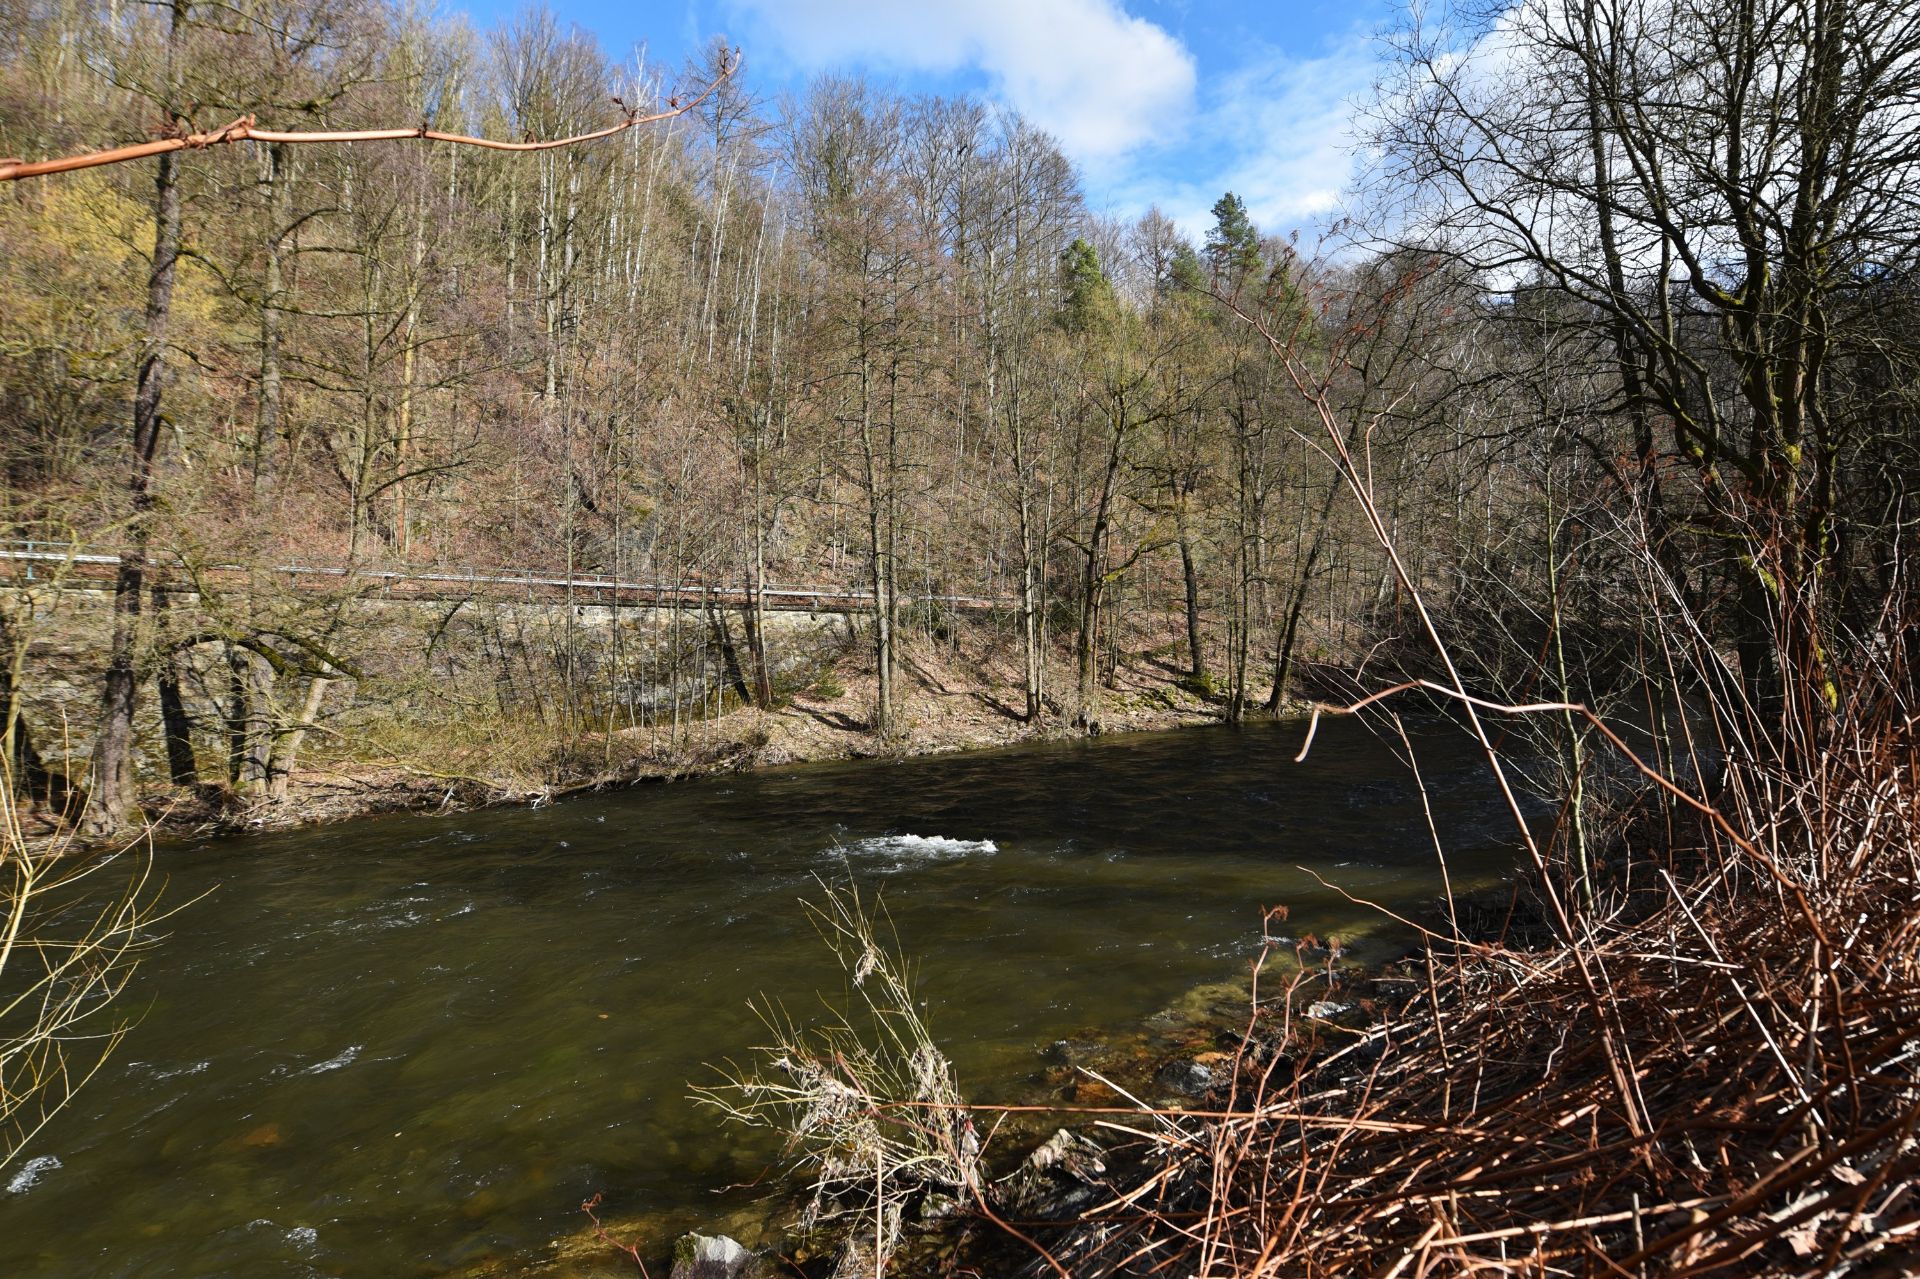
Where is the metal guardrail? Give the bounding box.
[0,544,1012,613]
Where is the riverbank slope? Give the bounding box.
[52,626,1295,843]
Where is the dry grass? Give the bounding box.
[695,879,983,1275]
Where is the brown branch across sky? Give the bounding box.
[0,50,737,183]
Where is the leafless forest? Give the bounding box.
[2,3,1446,835]
[4,0,1920,1271]
[3,0,1906,830]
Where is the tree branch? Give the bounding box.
[0,52,738,182]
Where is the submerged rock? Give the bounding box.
[669,1232,757,1279]
[1040,1038,1104,1066]
[830,1236,882,1279]
[1155,1057,1215,1097]
[917,1189,964,1222]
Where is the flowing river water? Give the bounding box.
[1,717,1536,1276]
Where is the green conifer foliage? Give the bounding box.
[1058,237,1116,333]
[1204,191,1262,288]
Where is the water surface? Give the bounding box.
[0,717,1528,1275]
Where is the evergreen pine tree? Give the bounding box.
[1165,241,1207,296]
[1058,237,1116,333]
[1204,191,1262,288]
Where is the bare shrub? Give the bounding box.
[696,879,979,1273]
[1,777,159,1172]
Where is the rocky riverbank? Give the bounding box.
[495,875,1549,1279]
[500,929,1423,1279]
[45,628,1287,845]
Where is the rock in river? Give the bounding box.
[669,1232,757,1279]
[1156,1057,1216,1097]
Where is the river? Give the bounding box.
[0,717,1533,1276]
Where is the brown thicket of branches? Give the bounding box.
[967,0,1920,1270]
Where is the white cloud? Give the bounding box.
[721,0,1197,158]
[1112,29,1382,245]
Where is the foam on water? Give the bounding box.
[842,834,998,871]
[6,1156,60,1195]
[302,1045,362,1074]
[129,1059,210,1079]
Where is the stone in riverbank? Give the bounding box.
[668,1232,760,1279]
[997,1128,1110,1219]
[1155,1056,1217,1097]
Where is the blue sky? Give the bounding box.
[454,0,1396,243]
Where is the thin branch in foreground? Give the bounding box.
[0,52,739,183]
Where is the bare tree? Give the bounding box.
[1369,0,1920,719]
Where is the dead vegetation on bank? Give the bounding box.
[1023,692,1919,1277]
[664,592,1918,1279]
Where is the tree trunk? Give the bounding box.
[745,446,775,708]
[1076,570,1102,731]
[0,610,65,814]
[253,141,290,504]
[1017,487,1043,721]
[857,346,894,734]
[1075,402,1128,732]
[1266,426,1356,713]
[83,22,184,835]
[1007,382,1045,721]
[155,663,196,786]
[1178,516,1206,684]
[153,588,197,786]
[1227,548,1252,723]
[227,643,275,794]
[1267,562,1317,713]
[268,675,330,800]
[706,598,754,708]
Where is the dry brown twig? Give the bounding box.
[0,52,739,183]
[1,770,166,1172]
